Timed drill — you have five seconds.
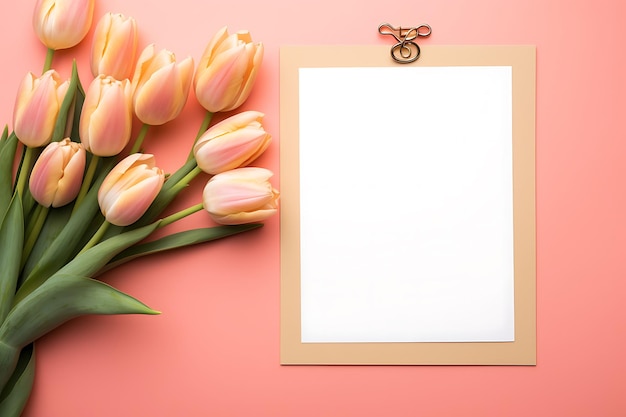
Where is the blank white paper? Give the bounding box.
[298,66,514,343]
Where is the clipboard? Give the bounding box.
[280,45,536,365]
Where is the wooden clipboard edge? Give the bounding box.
[279,45,536,365]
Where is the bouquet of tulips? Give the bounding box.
[0,0,279,414]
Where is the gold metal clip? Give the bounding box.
[378,23,432,63]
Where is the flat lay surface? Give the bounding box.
[0,0,624,415]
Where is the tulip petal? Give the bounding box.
[98,154,164,226]
[91,13,137,79]
[230,43,264,110]
[14,72,61,147]
[195,46,249,112]
[80,76,133,156]
[202,167,279,225]
[104,174,163,226]
[193,27,263,113]
[201,111,264,139]
[195,127,270,174]
[132,49,193,125]
[210,208,277,225]
[29,139,85,208]
[33,0,95,50]
[195,26,229,84]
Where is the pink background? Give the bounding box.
[1,0,625,415]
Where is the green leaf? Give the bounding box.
[0,344,35,417]
[15,218,159,306]
[16,158,116,299]
[0,273,158,349]
[0,133,18,221]
[0,342,19,403]
[68,71,85,144]
[59,221,160,278]
[0,126,8,152]
[51,60,82,143]
[0,195,24,323]
[102,224,263,273]
[19,204,72,280]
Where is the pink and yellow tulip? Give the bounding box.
[202,167,279,225]
[98,154,165,226]
[79,75,133,156]
[193,111,271,175]
[131,44,194,125]
[29,138,86,208]
[32,0,95,50]
[194,27,263,113]
[13,70,69,148]
[90,13,138,80]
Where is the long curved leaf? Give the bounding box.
[0,274,158,349]
[14,220,160,306]
[0,126,7,149]
[0,344,35,417]
[0,195,23,323]
[0,133,18,221]
[51,60,82,144]
[102,224,263,274]
[20,204,72,279]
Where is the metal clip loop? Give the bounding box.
[378,23,432,63]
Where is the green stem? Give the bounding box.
[21,205,49,270]
[158,203,204,228]
[72,154,100,214]
[78,220,110,255]
[170,165,203,194]
[15,147,36,198]
[130,124,150,154]
[187,111,213,161]
[42,48,54,73]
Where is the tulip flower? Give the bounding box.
[32,0,95,50]
[29,138,86,208]
[194,27,263,113]
[193,111,271,175]
[131,44,194,125]
[202,167,279,225]
[98,154,165,226]
[90,13,138,80]
[13,70,69,148]
[79,75,133,156]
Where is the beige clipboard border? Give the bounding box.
[280,45,536,365]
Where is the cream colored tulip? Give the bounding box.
[98,154,165,226]
[202,167,279,225]
[193,111,271,175]
[29,138,86,208]
[194,27,263,113]
[131,44,194,125]
[32,0,95,50]
[90,13,138,80]
[79,75,133,156]
[13,70,69,148]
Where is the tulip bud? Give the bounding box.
[193,111,271,175]
[79,75,133,156]
[32,0,95,50]
[13,70,69,148]
[90,13,138,80]
[202,167,279,225]
[98,154,165,226]
[131,44,194,125]
[29,138,86,208]
[194,27,263,113]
